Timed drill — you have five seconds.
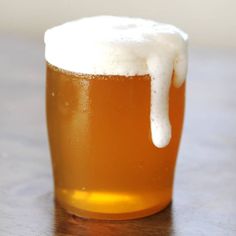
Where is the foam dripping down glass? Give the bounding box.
[45,16,188,220]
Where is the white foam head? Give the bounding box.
[45,15,188,148]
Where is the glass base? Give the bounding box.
[59,201,171,220]
[55,189,172,220]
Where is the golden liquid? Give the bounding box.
[46,63,185,220]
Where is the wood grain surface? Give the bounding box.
[0,35,236,236]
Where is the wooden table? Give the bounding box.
[0,35,236,236]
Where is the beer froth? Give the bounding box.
[44,15,188,148]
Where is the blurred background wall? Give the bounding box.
[0,0,235,48]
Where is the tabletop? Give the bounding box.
[0,35,236,236]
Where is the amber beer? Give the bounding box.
[45,15,188,220]
[46,64,185,220]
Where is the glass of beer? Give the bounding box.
[45,16,188,220]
